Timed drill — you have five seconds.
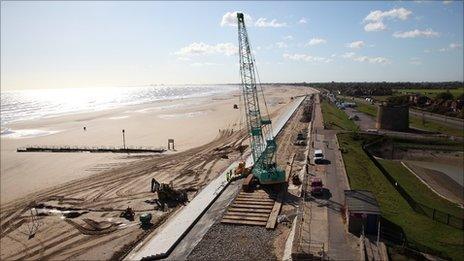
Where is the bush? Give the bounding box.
[386,95,409,106]
[435,91,454,101]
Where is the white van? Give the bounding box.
[314,149,324,164]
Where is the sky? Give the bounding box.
[1,1,463,90]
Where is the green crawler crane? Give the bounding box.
[236,12,285,184]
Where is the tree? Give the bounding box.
[386,95,409,106]
[436,91,454,101]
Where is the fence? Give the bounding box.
[362,139,464,230]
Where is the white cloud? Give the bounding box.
[364,21,387,32]
[276,42,288,49]
[283,35,293,40]
[190,62,218,67]
[254,17,287,28]
[393,29,439,38]
[363,8,412,32]
[409,57,422,65]
[341,52,356,58]
[443,0,453,4]
[364,7,412,22]
[437,43,463,52]
[306,38,327,46]
[283,53,333,63]
[175,42,238,58]
[346,41,365,49]
[299,17,307,24]
[341,52,390,64]
[221,11,252,27]
[449,43,463,49]
[356,56,390,64]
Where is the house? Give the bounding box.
[344,190,381,236]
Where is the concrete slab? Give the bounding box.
[126,162,238,260]
[126,96,305,260]
[166,180,243,260]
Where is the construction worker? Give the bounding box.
[151,178,156,192]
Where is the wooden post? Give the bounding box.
[122,129,126,150]
[168,139,174,150]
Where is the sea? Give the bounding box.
[1,85,237,130]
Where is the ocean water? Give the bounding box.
[1,85,237,128]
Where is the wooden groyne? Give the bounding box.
[17,145,166,153]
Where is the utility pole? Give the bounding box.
[122,129,126,150]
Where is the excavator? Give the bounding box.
[151,178,187,211]
[233,13,286,187]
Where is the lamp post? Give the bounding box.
[122,129,126,150]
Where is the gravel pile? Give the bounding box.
[188,223,277,260]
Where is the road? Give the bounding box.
[303,93,359,260]
[344,107,376,130]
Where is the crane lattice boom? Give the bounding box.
[237,13,285,184]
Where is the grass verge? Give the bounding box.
[320,99,358,131]
[377,159,463,217]
[338,133,464,260]
[355,102,377,117]
[409,116,464,137]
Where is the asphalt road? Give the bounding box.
[344,107,376,131]
[311,94,359,260]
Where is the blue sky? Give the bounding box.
[1,1,463,90]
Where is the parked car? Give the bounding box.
[310,178,323,196]
[314,149,324,164]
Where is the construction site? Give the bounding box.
[4,11,455,261]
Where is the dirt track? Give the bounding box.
[0,126,252,260]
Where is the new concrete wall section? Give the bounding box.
[126,96,306,260]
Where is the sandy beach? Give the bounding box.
[0,85,311,260]
[1,86,309,204]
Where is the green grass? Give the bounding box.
[354,101,464,137]
[391,136,464,151]
[396,88,464,99]
[409,116,464,137]
[338,133,464,260]
[320,100,358,131]
[377,159,463,217]
[355,102,377,117]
